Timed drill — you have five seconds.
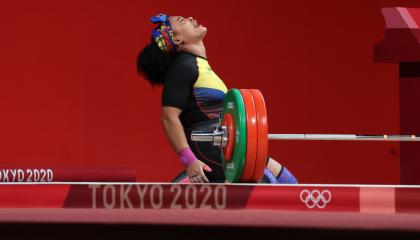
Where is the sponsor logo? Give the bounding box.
[227,102,234,109]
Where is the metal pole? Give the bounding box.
[268,134,420,141]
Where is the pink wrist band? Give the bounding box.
[178,147,198,168]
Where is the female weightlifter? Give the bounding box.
[137,14,298,184]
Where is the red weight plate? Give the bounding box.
[239,89,258,182]
[222,113,234,160]
[250,89,268,182]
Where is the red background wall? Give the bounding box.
[1,0,419,184]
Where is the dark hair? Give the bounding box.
[136,38,174,86]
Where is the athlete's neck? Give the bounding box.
[182,41,207,59]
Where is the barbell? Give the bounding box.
[191,89,420,183]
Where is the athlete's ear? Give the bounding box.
[173,35,184,49]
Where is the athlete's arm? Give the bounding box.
[161,62,211,183]
[160,106,188,153]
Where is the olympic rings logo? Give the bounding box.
[300,189,332,209]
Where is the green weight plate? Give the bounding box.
[221,89,247,183]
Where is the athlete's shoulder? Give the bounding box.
[164,52,199,86]
[166,52,199,79]
[171,51,199,68]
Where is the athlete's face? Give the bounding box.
[169,16,207,49]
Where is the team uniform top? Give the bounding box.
[162,52,228,128]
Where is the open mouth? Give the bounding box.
[192,19,203,29]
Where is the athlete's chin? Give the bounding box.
[199,25,207,31]
[199,27,208,38]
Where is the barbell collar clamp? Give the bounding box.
[191,126,228,147]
